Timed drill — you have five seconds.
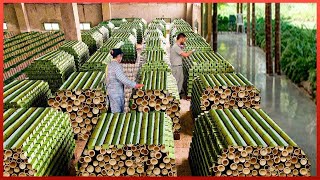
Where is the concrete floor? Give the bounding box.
[217,33,316,175]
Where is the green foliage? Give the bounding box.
[254,17,316,97]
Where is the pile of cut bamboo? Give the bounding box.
[189,109,311,176]
[81,30,104,55]
[182,51,235,97]
[25,50,76,92]
[130,70,181,136]
[191,73,261,117]
[3,108,75,176]
[80,52,111,72]
[91,25,110,42]
[77,111,176,177]
[4,80,52,109]
[59,41,90,70]
[48,71,107,140]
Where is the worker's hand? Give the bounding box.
[135,84,144,89]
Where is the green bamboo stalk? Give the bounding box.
[119,113,131,144]
[3,109,16,120]
[214,74,228,86]
[133,112,143,144]
[96,113,113,146]
[220,74,233,86]
[147,111,155,145]
[204,74,217,87]
[140,112,149,144]
[104,113,120,145]
[153,112,160,145]
[159,112,165,144]
[230,73,246,86]
[112,113,126,145]
[126,111,136,144]
[4,80,21,92]
[90,71,104,89]
[88,113,107,148]
[209,74,221,86]
[151,70,157,90]
[10,81,42,104]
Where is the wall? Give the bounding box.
[25,3,62,31]
[77,3,102,27]
[4,4,20,34]
[110,3,187,23]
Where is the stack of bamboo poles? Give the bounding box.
[77,111,176,177]
[98,38,123,54]
[48,71,107,140]
[81,30,104,55]
[130,70,181,136]
[4,80,52,109]
[25,50,76,92]
[91,25,110,42]
[80,52,111,72]
[189,109,311,176]
[3,108,75,176]
[59,41,90,70]
[182,51,235,97]
[121,62,141,112]
[191,73,261,117]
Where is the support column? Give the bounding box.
[265,3,273,75]
[212,3,218,52]
[247,3,251,46]
[252,3,256,46]
[13,3,30,32]
[240,3,243,14]
[60,3,81,41]
[275,3,281,75]
[207,3,212,43]
[102,3,112,21]
[186,3,193,25]
[237,3,239,14]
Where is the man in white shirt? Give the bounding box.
[170,33,195,97]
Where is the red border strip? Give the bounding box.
[1,1,319,179]
[2,0,319,3]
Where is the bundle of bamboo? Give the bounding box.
[25,50,76,92]
[48,71,107,140]
[4,80,52,109]
[77,111,176,177]
[191,73,261,117]
[81,30,104,55]
[182,51,235,97]
[189,109,311,176]
[80,52,111,72]
[3,108,75,176]
[98,38,123,54]
[91,25,110,42]
[130,70,181,137]
[59,41,90,70]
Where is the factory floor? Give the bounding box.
[174,33,316,176]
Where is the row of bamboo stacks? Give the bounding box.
[3,108,75,176]
[189,109,311,176]
[191,73,261,117]
[4,80,52,109]
[77,111,176,176]
[48,70,107,140]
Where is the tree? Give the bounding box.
[275,3,281,75]
[265,3,273,75]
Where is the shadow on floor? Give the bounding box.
[177,158,192,176]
